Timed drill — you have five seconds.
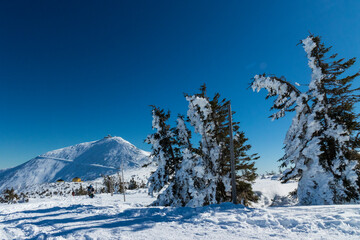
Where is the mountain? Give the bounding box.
[0,136,151,191]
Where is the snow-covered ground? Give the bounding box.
[1,178,360,239]
[252,175,298,207]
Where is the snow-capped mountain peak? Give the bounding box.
[0,136,150,191]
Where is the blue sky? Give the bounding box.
[1,0,360,173]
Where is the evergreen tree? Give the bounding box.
[146,106,177,196]
[185,87,221,206]
[208,92,259,205]
[116,172,125,193]
[0,188,19,204]
[148,86,258,207]
[103,175,115,194]
[152,115,196,206]
[252,35,360,204]
[128,177,138,190]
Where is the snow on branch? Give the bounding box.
[302,36,324,91]
[251,74,304,120]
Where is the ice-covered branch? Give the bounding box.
[251,74,307,120]
[302,36,324,91]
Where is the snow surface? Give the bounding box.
[1,178,359,239]
[252,175,297,207]
[0,137,151,192]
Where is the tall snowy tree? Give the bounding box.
[148,86,258,207]
[152,115,197,206]
[252,35,360,205]
[185,86,258,206]
[145,106,177,196]
[184,88,223,206]
[208,91,259,205]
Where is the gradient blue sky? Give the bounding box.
[1,0,360,173]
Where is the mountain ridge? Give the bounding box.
[0,136,151,191]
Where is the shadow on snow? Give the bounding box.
[21,203,247,239]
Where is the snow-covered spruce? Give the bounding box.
[184,93,223,206]
[149,95,221,207]
[145,106,177,197]
[252,35,360,205]
[152,116,195,206]
[148,86,258,207]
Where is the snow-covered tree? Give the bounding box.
[184,90,222,206]
[152,116,197,206]
[145,106,177,196]
[252,35,360,205]
[148,86,258,207]
[208,92,259,205]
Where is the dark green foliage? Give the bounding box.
[182,84,258,206]
[0,188,19,204]
[116,173,126,193]
[236,181,259,206]
[139,180,146,188]
[19,192,29,203]
[203,87,259,205]
[308,36,360,172]
[128,177,138,190]
[303,35,360,200]
[147,85,258,206]
[146,106,178,194]
[0,189,29,204]
[103,175,116,194]
[254,34,360,204]
[75,184,88,196]
[172,115,193,158]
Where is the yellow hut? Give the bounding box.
[56,179,65,183]
[72,177,82,182]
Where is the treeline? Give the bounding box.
[102,174,146,194]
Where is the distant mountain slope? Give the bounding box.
[0,137,151,191]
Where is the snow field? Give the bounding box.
[1,189,360,240]
[252,176,298,207]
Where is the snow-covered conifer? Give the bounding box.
[252,35,360,205]
[145,106,176,196]
[149,86,258,207]
[209,93,259,205]
[185,90,220,206]
[185,86,258,206]
[152,116,196,206]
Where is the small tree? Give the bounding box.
[0,188,19,204]
[103,175,116,194]
[128,177,138,190]
[146,106,177,196]
[116,173,126,193]
[75,184,87,196]
[152,115,196,206]
[208,91,259,205]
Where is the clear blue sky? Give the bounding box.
[1,0,360,174]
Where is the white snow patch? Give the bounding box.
[0,188,359,240]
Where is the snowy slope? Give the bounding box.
[1,175,359,239]
[253,175,298,207]
[0,191,359,239]
[0,137,151,191]
[21,167,154,199]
